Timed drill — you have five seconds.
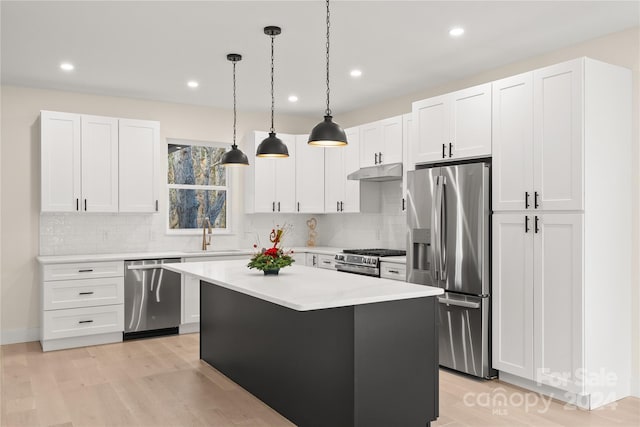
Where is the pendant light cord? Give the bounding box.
[232,59,238,148]
[325,0,331,116]
[270,33,276,133]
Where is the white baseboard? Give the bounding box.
[1,328,40,345]
[179,322,199,334]
[41,332,122,352]
[632,375,640,398]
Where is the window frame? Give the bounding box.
[166,138,232,235]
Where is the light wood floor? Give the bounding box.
[1,334,638,427]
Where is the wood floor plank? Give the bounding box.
[1,334,638,427]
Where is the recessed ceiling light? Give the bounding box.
[187,81,199,88]
[449,27,465,37]
[288,95,298,102]
[60,62,74,71]
[350,69,362,78]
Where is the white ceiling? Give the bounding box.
[2,1,638,117]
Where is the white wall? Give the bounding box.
[0,85,318,343]
[337,26,640,398]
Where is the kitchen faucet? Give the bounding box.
[202,217,212,250]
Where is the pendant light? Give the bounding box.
[221,53,249,166]
[256,26,289,158]
[308,0,347,147]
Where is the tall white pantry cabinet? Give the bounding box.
[491,58,632,409]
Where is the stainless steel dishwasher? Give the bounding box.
[124,258,181,340]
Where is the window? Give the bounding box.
[167,140,229,233]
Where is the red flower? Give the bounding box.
[264,247,279,258]
[253,244,257,248]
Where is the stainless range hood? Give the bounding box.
[347,162,403,182]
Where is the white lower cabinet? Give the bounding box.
[41,261,125,351]
[305,253,337,269]
[492,213,605,404]
[380,262,406,281]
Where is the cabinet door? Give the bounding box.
[81,115,119,212]
[402,113,414,211]
[492,213,535,380]
[533,213,583,394]
[412,94,449,164]
[380,115,403,165]
[41,111,81,212]
[295,134,325,213]
[182,275,200,324]
[360,121,382,167]
[324,144,344,213]
[119,119,160,213]
[492,74,534,211]
[274,134,296,213]
[343,127,361,213]
[450,83,492,160]
[253,132,277,212]
[533,60,584,211]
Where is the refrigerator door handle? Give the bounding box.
[432,176,442,281]
[437,296,481,309]
[439,175,447,282]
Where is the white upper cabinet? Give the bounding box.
[412,83,491,164]
[359,115,403,167]
[533,60,583,211]
[450,84,492,160]
[80,115,119,213]
[493,59,584,212]
[118,119,160,213]
[41,111,81,212]
[343,127,362,213]
[295,134,325,213]
[402,113,413,211]
[41,111,160,214]
[492,73,534,211]
[324,127,364,213]
[411,94,449,164]
[245,131,296,213]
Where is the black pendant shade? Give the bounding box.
[256,132,289,157]
[221,144,249,165]
[308,115,348,147]
[222,53,249,166]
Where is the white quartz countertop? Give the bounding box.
[36,246,345,264]
[164,259,442,311]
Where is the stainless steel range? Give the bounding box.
[335,249,406,277]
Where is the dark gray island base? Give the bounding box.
[200,281,439,427]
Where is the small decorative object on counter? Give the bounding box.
[306,217,318,247]
[248,223,294,275]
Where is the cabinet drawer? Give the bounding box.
[380,263,406,281]
[43,261,124,281]
[42,305,124,340]
[317,254,337,270]
[43,277,124,310]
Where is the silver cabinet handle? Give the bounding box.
[278,201,280,212]
[78,291,94,295]
[84,199,87,211]
[374,152,379,164]
[156,200,159,212]
[78,269,94,273]
[388,269,400,274]
[78,320,94,324]
[272,201,275,212]
[379,152,383,163]
[437,297,480,309]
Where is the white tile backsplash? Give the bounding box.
[39,183,408,255]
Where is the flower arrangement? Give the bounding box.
[247,224,295,274]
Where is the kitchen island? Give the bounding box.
[164,260,443,427]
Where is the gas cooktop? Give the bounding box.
[342,249,406,257]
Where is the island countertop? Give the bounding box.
[164,259,443,311]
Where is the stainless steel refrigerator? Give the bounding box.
[407,161,496,379]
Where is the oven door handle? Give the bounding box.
[437,296,480,309]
